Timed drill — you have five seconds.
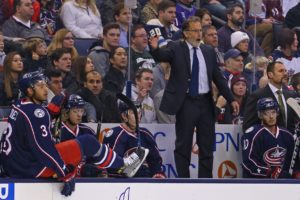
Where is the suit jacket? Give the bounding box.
[243,84,298,132]
[151,40,234,115]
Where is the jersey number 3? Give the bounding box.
[0,123,12,155]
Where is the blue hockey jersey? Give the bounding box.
[60,122,96,142]
[102,125,163,177]
[241,124,295,178]
[0,99,65,178]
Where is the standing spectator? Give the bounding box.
[73,56,95,86]
[60,0,103,39]
[149,16,239,178]
[141,0,162,24]
[124,68,157,123]
[242,97,294,178]
[47,28,78,61]
[175,0,196,29]
[0,52,23,106]
[146,0,179,45]
[2,0,49,40]
[114,3,132,48]
[50,48,80,94]
[272,28,300,75]
[217,3,264,56]
[104,46,127,95]
[76,70,120,123]
[243,61,298,133]
[128,24,156,81]
[88,23,120,77]
[22,37,50,72]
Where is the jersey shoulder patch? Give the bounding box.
[34,108,46,118]
[104,128,114,138]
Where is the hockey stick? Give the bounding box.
[286,97,300,175]
[116,93,141,146]
[96,112,103,143]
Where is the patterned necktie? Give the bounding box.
[276,90,286,124]
[189,47,199,97]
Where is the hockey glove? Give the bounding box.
[47,93,67,117]
[152,172,166,179]
[58,164,76,197]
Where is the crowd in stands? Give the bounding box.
[1,0,300,125]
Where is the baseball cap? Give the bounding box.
[224,49,242,61]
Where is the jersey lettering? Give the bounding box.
[40,125,48,137]
[1,123,12,155]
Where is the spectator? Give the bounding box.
[245,0,281,56]
[123,68,157,123]
[282,0,298,17]
[175,0,196,29]
[47,28,78,61]
[290,72,300,95]
[60,0,103,39]
[22,37,50,72]
[217,3,264,56]
[141,0,162,24]
[88,23,120,77]
[103,100,165,178]
[150,62,170,98]
[104,46,127,95]
[73,56,95,86]
[2,0,49,41]
[216,75,248,124]
[194,8,212,27]
[284,2,300,30]
[272,28,300,76]
[146,0,179,45]
[44,68,64,102]
[128,24,156,81]
[242,97,294,178]
[230,31,252,65]
[202,24,224,69]
[76,70,120,123]
[243,61,298,133]
[223,48,244,88]
[0,52,23,106]
[0,32,6,68]
[50,48,80,94]
[114,3,132,48]
[97,0,142,26]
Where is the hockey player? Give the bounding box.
[0,71,149,197]
[103,101,166,178]
[242,97,295,178]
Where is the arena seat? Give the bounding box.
[74,38,99,56]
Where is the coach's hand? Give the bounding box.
[59,164,76,196]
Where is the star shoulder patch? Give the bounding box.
[245,126,254,134]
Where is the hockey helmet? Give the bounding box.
[65,94,86,109]
[257,97,279,113]
[118,100,141,114]
[19,70,47,95]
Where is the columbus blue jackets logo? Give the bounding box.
[263,146,286,166]
[34,109,45,118]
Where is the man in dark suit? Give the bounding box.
[243,61,298,133]
[149,16,239,178]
